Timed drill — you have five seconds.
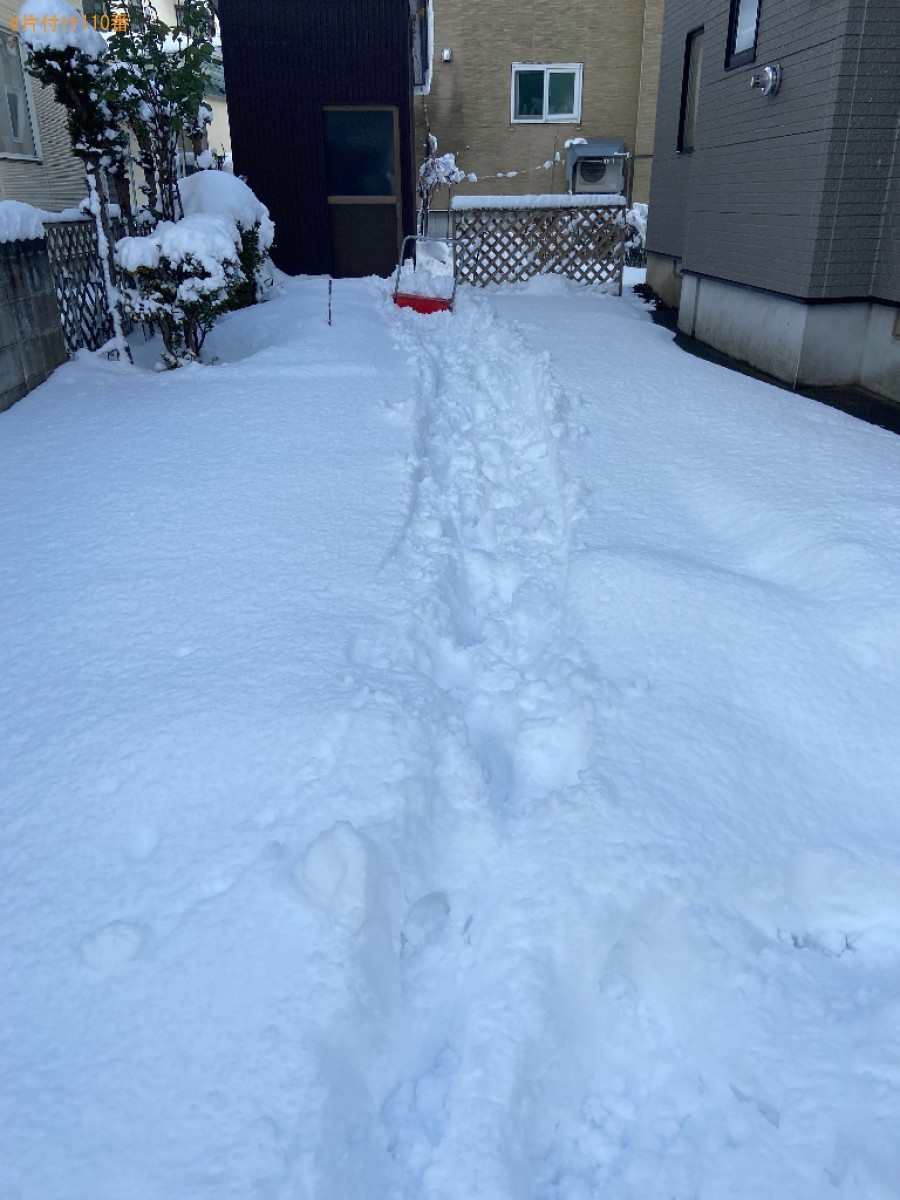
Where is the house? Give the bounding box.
[144,0,232,166]
[413,0,665,206]
[217,0,418,278]
[2,0,231,210]
[645,0,900,404]
[0,0,85,209]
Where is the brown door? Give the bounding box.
[323,106,402,278]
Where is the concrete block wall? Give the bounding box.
[0,237,67,413]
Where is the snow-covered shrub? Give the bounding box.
[178,171,276,307]
[116,213,244,367]
[625,202,648,265]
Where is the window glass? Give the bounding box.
[515,71,544,119]
[679,29,703,152]
[324,110,396,198]
[547,71,576,117]
[412,0,430,88]
[513,65,581,122]
[7,89,21,140]
[732,0,760,56]
[0,32,36,157]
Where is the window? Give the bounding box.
[511,64,582,123]
[173,3,218,38]
[727,0,761,68]
[678,28,703,153]
[411,1,431,89]
[0,30,37,159]
[324,109,397,198]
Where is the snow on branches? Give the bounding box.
[418,138,465,235]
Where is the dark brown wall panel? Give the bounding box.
[219,0,416,275]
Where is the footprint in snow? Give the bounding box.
[79,920,144,971]
[125,824,159,862]
[401,891,450,957]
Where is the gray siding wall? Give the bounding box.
[814,0,900,301]
[647,0,899,303]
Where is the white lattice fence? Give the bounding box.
[451,200,626,292]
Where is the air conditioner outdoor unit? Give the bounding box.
[573,157,626,194]
[566,137,629,196]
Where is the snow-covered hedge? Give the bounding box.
[178,171,274,250]
[116,213,245,368]
[115,172,277,368]
[179,171,275,307]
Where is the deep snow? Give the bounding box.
[2,273,900,1200]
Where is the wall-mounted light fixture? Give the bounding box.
[442,48,453,63]
[750,64,781,96]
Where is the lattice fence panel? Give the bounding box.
[44,218,130,355]
[453,204,626,292]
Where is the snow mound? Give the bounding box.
[17,0,107,56]
[179,171,275,252]
[0,200,45,243]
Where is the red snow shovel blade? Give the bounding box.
[393,293,452,314]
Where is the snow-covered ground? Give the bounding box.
[3,273,900,1199]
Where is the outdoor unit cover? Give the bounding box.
[567,138,627,195]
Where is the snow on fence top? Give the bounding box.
[0,201,46,244]
[451,193,627,211]
[0,199,126,243]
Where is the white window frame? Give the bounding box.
[510,62,583,124]
[0,34,41,162]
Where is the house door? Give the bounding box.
[323,107,402,278]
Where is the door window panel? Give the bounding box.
[324,109,396,197]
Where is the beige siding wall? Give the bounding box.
[0,0,86,209]
[205,95,231,157]
[415,0,663,204]
[632,0,664,203]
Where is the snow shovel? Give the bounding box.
[392,235,458,314]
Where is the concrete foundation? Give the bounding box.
[671,271,900,404]
[860,305,900,403]
[0,238,67,413]
[646,251,683,310]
